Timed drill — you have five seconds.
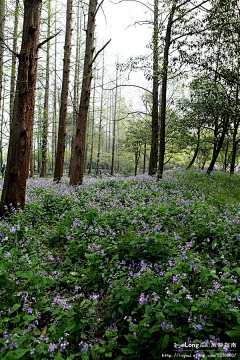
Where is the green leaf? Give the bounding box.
[34,327,41,335]
[122,348,129,355]
[10,304,21,314]
[0,275,11,286]
[233,267,240,276]
[162,334,169,349]
[105,352,113,357]
[225,327,240,340]
[156,312,165,322]
[54,355,64,360]
[16,271,34,280]
[9,348,29,359]
[70,272,78,276]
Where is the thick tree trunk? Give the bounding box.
[54,0,73,181]
[186,128,200,170]
[157,6,175,180]
[40,0,51,178]
[0,0,42,215]
[70,0,98,185]
[149,0,159,176]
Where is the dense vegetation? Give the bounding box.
[0,171,239,359]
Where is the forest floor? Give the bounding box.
[0,171,239,360]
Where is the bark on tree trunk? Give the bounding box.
[54,0,73,181]
[70,0,98,185]
[0,0,42,215]
[149,0,159,176]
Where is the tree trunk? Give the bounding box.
[110,70,118,176]
[0,0,5,150]
[0,74,4,168]
[70,0,98,185]
[96,53,105,175]
[157,5,175,180]
[9,0,19,126]
[88,75,96,174]
[224,136,229,172]
[69,4,82,176]
[186,128,200,170]
[54,0,73,181]
[135,151,139,176]
[143,142,146,174]
[208,119,228,172]
[40,0,51,178]
[149,0,159,176]
[0,0,42,215]
[52,0,58,174]
[230,82,239,174]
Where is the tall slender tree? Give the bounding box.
[54,0,73,181]
[0,0,42,215]
[70,0,110,185]
[96,52,105,175]
[110,69,118,176]
[88,74,96,174]
[9,0,19,125]
[41,0,51,177]
[149,0,159,176]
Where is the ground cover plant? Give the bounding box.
[0,171,239,360]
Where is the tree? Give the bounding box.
[40,0,51,178]
[149,0,159,176]
[157,0,209,179]
[54,0,73,181]
[0,0,4,169]
[9,0,19,125]
[0,0,42,215]
[70,0,110,185]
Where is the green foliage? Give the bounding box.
[0,172,239,358]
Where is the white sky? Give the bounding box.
[96,0,153,107]
[97,0,152,62]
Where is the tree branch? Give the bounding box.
[37,30,61,50]
[104,84,152,94]
[0,36,20,58]
[94,0,105,19]
[91,39,111,65]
